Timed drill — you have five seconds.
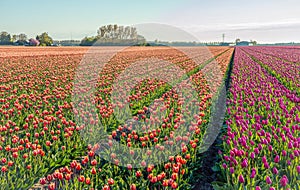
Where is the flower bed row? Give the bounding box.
[216,47,300,190]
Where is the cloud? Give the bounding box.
[181,19,300,33]
[173,19,300,43]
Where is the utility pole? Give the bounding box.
[222,33,225,43]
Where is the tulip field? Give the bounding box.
[0,46,299,190]
[216,47,299,190]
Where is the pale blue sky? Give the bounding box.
[1,0,300,43]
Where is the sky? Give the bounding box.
[1,0,300,43]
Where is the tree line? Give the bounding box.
[1,25,146,47]
[0,31,54,46]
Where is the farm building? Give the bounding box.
[236,41,251,46]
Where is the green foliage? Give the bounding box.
[0,31,12,45]
[36,32,53,46]
[80,36,98,46]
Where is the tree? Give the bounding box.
[113,24,118,38]
[250,40,257,46]
[0,31,12,45]
[118,26,124,39]
[19,33,27,42]
[97,26,107,38]
[12,33,28,45]
[36,32,53,46]
[12,34,18,42]
[235,38,241,44]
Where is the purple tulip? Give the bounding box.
[229,167,234,174]
[282,150,287,156]
[268,145,273,152]
[238,174,245,183]
[274,155,280,163]
[241,158,248,168]
[266,176,272,184]
[272,167,278,175]
[250,152,255,159]
[264,162,270,169]
[262,156,267,163]
[250,168,256,178]
[280,175,289,187]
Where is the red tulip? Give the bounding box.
[1,166,8,172]
[48,183,55,190]
[136,170,142,177]
[130,184,136,190]
[171,182,178,189]
[108,178,114,185]
[78,175,85,182]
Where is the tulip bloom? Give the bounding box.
[239,174,245,183]
[266,176,272,184]
[280,175,288,187]
[130,184,136,190]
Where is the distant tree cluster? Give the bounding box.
[80,24,146,46]
[12,33,28,45]
[0,32,12,45]
[0,31,54,46]
[36,32,53,46]
[97,24,138,40]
